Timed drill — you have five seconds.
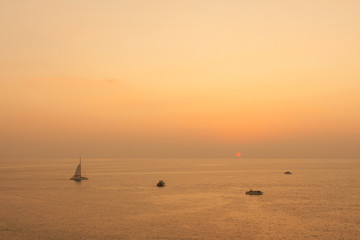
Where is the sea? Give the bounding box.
[0,158,359,240]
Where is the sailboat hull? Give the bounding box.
[70,176,88,181]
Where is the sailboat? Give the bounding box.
[69,157,88,181]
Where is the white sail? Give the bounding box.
[74,163,81,176]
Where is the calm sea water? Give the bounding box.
[0,158,359,240]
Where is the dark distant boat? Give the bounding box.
[157,180,165,187]
[284,171,292,174]
[69,157,88,181]
[245,189,263,195]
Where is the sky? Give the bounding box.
[1,0,360,159]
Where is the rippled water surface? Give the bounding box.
[0,158,359,239]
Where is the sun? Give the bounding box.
[236,152,242,157]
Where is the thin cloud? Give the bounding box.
[106,79,120,84]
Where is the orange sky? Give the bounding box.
[1,0,360,158]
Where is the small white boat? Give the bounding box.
[69,157,88,181]
[245,189,263,195]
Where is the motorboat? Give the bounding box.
[157,180,165,187]
[245,189,263,195]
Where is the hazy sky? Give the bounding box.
[1,0,359,158]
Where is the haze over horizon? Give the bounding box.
[1,0,360,159]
